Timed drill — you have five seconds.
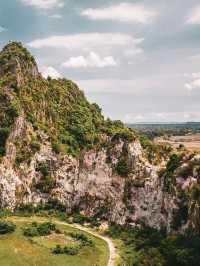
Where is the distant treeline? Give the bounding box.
[128,122,200,139]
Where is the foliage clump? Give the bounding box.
[116,156,129,177]
[114,143,131,177]
[140,134,172,164]
[171,205,188,230]
[107,224,200,266]
[69,232,94,247]
[178,160,200,179]
[160,154,182,192]
[191,184,200,201]
[52,232,94,256]
[35,161,55,193]
[23,222,56,237]
[0,90,18,157]
[0,220,16,234]
[15,137,41,165]
[52,245,79,255]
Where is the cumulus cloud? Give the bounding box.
[185,79,200,91]
[185,72,200,91]
[41,66,62,79]
[27,33,143,54]
[20,0,64,9]
[62,52,117,68]
[81,3,156,24]
[187,5,200,24]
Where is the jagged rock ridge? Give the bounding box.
[0,42,199,233]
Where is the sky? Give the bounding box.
[1,0,200,123]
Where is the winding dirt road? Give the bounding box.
[56,221,118,266]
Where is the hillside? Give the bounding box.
[0,42,199,236]
[0,42,134,158]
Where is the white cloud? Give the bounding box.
[192,72,200,78]
[81,3,156,24]
[41,66,62,79]
[183,72,200,78]
[124,48,143,57]
[0,26,5,33]
[185,72,200,91]
[124,112,200,123]
[187,5,200,24]
[27,33,143,54]
[20,0,64,9]
[185,79,200,91]
[188,54,200,61]
[76,78,163,95]
[124,114,144,123]
[124,113,168,123]
[62,52,117,68]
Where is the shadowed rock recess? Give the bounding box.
[0,42,200,233]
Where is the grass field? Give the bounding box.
[0,216,109,266]
[155,133,200,152]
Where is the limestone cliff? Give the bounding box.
[0,42,199,233]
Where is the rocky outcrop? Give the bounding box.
[0,42,40,86]
[0,117,175,230]
[0,42,199,234]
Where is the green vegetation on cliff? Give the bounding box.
[0,88,18,156]
[0,42,135,160]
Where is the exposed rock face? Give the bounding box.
[0,115,176,231]
[0,42,199,233]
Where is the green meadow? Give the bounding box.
[0,216,109,266]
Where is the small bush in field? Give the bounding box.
[23,222,56,237]
[52,245,63,254]
[0,221,16,234]
[52,245,79,255]
[69,232,94,247]
[23,227,38,237]
[37,222,55,235]
[63,246,79,255]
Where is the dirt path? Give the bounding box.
[56,221,118,266]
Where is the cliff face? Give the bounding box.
[0,42,199,233]
[0,114,167,228]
